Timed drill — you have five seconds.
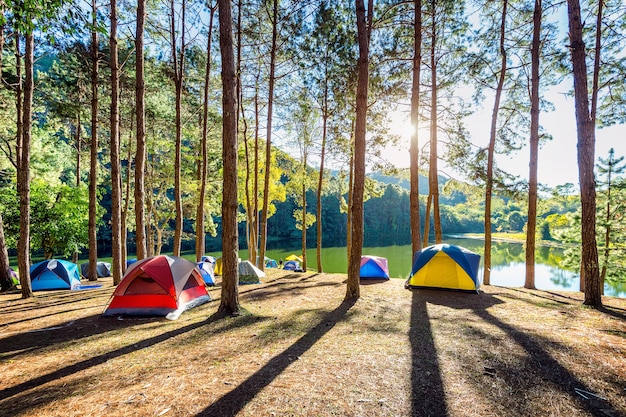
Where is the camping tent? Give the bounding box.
[214,257,222,276]
[285,254,303,262]
[283,260,301,271]
[406,244,481,292]
[102,255,210,320]
[80,261,112,279]
[9,267,18,286]
[238,260,264,284]
[197,260,216,286]
[30,259,82,291]
[359,255,390,280]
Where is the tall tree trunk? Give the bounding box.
[591,0,604,294]
[483,0,508,287]
[109,0,123,284]
[76,114,81,186]
[347,145,353,257]
[122,121,133,269]
[428,0,442,245]
[172,0,186,257]
[217,0,240,316]
[196,4,215,262]
[88,0,99,282]
[525,0,541,290]
[423,192,431,246]
[18,33,34,299]
[316,111,327,273]
[567,0,601,307]
[259,0,279,273]
[346,0,372,300]
[134,0,147,260]
[301,149,307,271]
[252,73,260,266]
[409,0,423,259]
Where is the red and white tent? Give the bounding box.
[103,255,210,320]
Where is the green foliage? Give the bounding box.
[29,179,91,258]
[293,208,316,232]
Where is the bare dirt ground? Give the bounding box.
[0,269,624,417]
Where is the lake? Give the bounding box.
[255,237,625,298]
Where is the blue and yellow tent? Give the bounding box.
[406,244,481,292]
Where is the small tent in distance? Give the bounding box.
[406,244,481,292]
[80,261,112,279]
[238,260,264,284]
[359,255,390,280]
[30,259,82,291]
[102,255,210,320]
[197,259,216,286]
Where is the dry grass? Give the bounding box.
[0,269,624,417]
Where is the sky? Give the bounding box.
[380,3,625,189]
[383,79,625,189]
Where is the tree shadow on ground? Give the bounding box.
[413,287,623,417]
[409,289,503,417]
[0,313,262,415]
[195,298,356,417]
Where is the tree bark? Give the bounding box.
[525,0,541,290]
[409,0,423,259]
[18,33,34,298]
[172,0,186,257]
[316,111,327,272]
[259,0,279,272]
[196,4,215,262]
[484,0,508,287]
[88,0,99,282]
[217,0,241,316]
[109,0,123,284]
[346,0,372,300]
[134,0,147,260]
[429,0,442,245]
[566,0,601,307]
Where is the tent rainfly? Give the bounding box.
[238,260,264,284]
[30,259,82,291]
[102,255,210,320]
[80,261,112,279]
[359,255,390,280]
[406,244,481,292]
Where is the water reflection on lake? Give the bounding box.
[267,236,624,298]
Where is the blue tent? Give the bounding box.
[407,244,481,292]
[283,260,300,271]
[30,259,82,291]
[197,260,216,286]
[359,255,390,280]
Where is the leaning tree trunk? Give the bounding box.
[196,4,215,262]
[259,0,279,272]
[484,0,508,287]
